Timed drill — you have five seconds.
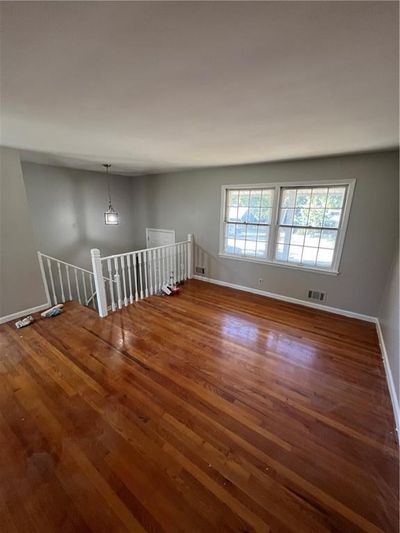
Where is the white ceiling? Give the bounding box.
[1,1,398,175]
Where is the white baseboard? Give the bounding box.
[193,275,376,322]
[375,319,400,440]
[0,302,50,325]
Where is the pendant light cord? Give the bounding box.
[103,163,112,207]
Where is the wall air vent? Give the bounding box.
[308,289,326,302]
[195,266,205,275]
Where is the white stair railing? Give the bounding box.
[37,252,113,311]
[91,233,194,318]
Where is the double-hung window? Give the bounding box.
[223,188,275,259]
[220,180,355,274]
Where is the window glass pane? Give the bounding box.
[275,243,289,262]
[301,247,318,266]
[257,226,269,242]
[288,245,302,263]
[308,209,325,227]
[249,190,262,207]
[261,189,274,207]
[259,208,271,223]
[280,208,294,225]
[326,187,346,209]
[255,241,267,257]
[277,227,291,244]
[241,208,250,223]
[291,228,305,246]
[310,188,328,208]
[323,209,341,228]
[228,190,239,207]
[234,224,246,254]
[293,208,309,226]
[227,207,239,221]
[235,244,244,255]
[281,189,296,208]
[247,207,261,223]
[226,222,236,238]
[304,229,321,247]
[244,241,256,256]
[236,223,245,237]
[224,223,236,254]
[238,191,250,206]
[316,248,334,267]
[245,225,258,242]
[238,206,248,222]
[296,189,311,208]
[320,229,337,249]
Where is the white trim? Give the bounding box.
[219,178,356,274]
[267,185,280,261]
[331,179,356,272]
[375,319,400,441]
[0,302,50,325]
[221,179,357,190]
[193,274,376,322]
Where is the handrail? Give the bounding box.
[38,252,94,275]
[100,240,190,262]
[37,235,194,318]
[38,252,113,282]
[90,233,194,317]
[38,251,99,309]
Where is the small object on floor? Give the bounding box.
[15,315,34,329]
[161,284,181,296]
[161,284,172,295]
[45,308,63,318]
[41,303,64,318]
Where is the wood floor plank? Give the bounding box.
[0,279,398,532]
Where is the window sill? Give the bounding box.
[218,252,339,276]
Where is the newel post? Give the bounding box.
[91,248,108,317]
[187,233,194,279]
[37,251,51,306]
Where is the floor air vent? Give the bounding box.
[308,289,326,302]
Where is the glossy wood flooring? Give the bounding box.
[0,280,398,532]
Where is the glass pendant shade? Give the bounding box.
[104,202,119,225]
[103,163,119,225]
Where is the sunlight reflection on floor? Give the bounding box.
[221,315,259,343]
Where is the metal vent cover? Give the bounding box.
[308,289,326,302]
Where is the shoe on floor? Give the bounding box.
[15,315,34,329]
[41,304,64,318]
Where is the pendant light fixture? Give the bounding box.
[103,163,119,225]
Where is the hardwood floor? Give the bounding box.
[0,279,398,532]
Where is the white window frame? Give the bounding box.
[219,179,356,275]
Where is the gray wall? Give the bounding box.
[16,150,398,318]
[145,150,398,316]
[22,162,150,271]
[0,148,47,317]
[379,248,399,406]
